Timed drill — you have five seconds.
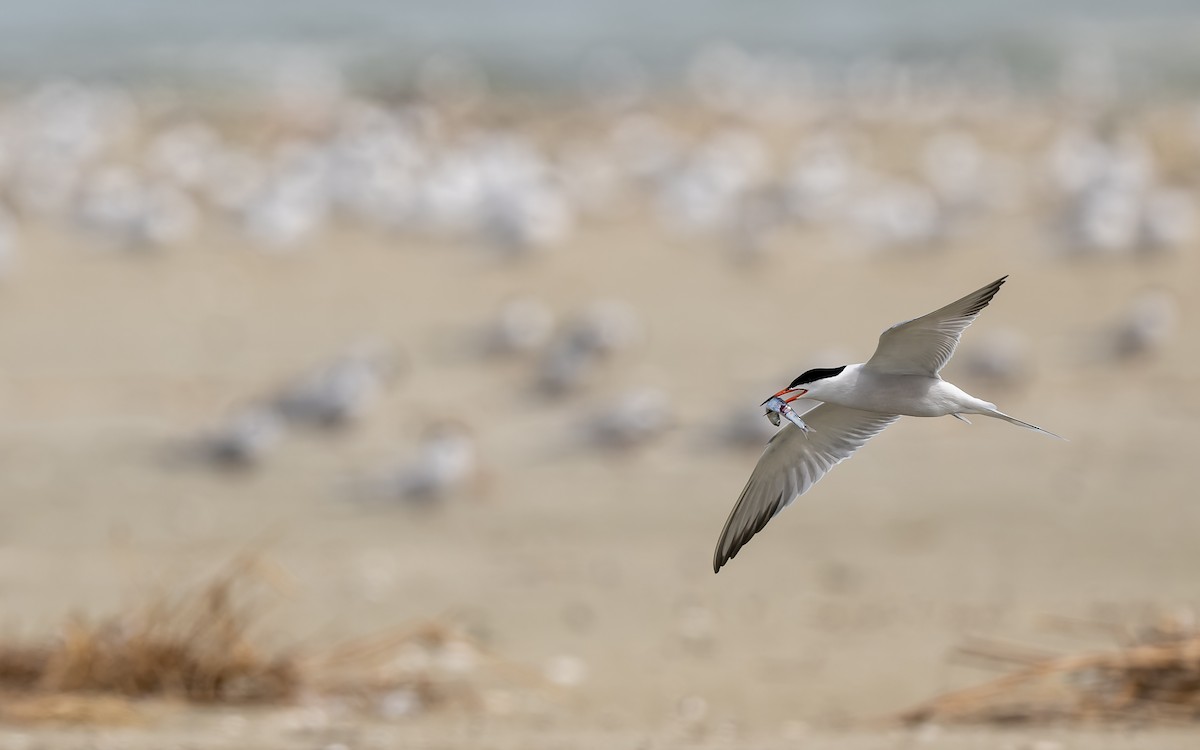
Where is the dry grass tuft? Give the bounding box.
[0,557,298,706]
[901,615,1200,725]
[0,556,551,724]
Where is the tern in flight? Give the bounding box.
[713,276,1061,573]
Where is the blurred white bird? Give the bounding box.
[76,167,199,250]
[272,346,402,430]
[957,329,1032,390]
[580,387,673,451]
[536,301,640,396]
[475,297,555,358]
[1083,289,1179,363]
[359,422,481,506]
[173,407,285,471]
[145,122,220,190]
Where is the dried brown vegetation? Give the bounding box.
[0,558,298,706]
[0,558,543,724]
[901,617,1200,725]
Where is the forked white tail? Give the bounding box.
[980,408,1065,440]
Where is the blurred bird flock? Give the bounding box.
[0,3,1198,745]
[0,44,1186,466]
[2,53,1197,263]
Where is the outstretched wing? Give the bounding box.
[865,276,1007,376]
[713,405,899,572]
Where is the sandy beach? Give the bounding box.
[0,162,1197,747]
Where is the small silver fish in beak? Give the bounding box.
[765,404,781,427]
[762,395,813,435]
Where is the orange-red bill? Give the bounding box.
[772,387,807,403]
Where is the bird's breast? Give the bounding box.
[821,373,952,417]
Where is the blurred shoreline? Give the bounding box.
[3,1,1200,97]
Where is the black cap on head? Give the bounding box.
[789,366,846,388]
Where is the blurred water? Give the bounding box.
[3,0,1200,93]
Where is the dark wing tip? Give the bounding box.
[963,276,1008,318]
[713,536,738,573]
[713,541,741,573]
[713,535,749,572]
[712,489,784,573]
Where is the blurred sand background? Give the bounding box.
[0,3,1199,749]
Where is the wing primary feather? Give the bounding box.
[964,275,1006,315]
[865,276,1009,376]
[713,406,899,573]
